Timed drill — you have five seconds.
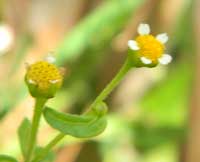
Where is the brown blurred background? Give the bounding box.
[0,0,199,162]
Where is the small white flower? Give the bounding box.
[128,23,172,66]
[156,33,168,44]
[137,24,150,35]
[158,54,172,65]
[140,57,152,64]
[45,54,56,63]
[128,40,140,50]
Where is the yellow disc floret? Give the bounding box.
[25,61,63,98]
[136,35,164,62]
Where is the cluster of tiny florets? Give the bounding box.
[26,61,62,90]
[136,35,164,62]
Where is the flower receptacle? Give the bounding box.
[127,49,158,68]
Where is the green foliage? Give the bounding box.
[0,85,26,121]
[17,118,31,157]
[9,33,33,75]
[132,60,193,152]
[56,0,145,64]
[133,122,185,152]
[140,62,193,127]
[142,143,178,162]
[0,155,18,162]
[43,103,107,138]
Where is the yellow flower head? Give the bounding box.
[128,24,172,67]
[25,56,63,98]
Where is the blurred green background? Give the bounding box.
[0,0,199,162]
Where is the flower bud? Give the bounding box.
[25,61,63,98]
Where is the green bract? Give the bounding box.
[128,50,158,68]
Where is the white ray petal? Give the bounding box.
[158,54,172,65]
[128,40,140,50]
[156,33,168,44]
[28,79,36,84]
[138,24,150,35]
[45,54,56,63]
[49,79,60,84]
[140,57,152,64]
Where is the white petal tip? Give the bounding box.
[28,79,36,84]
[156,33,168,44]
[140,57,152,64]
[138,23,150,35]
[158,54,172,65]
[128,40,140,50]
[49,79,60,84]
[45,54,56,63]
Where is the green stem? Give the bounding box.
[31,58,132,162]
[32,133,65,162]
[91,58,132,109]
[25,98,47,162]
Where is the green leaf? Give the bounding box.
[0,155,18,162]
[17,118,31,157]
[43,103,107,138]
